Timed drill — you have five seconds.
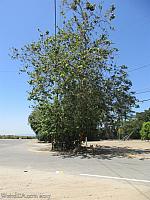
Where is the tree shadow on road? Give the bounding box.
[52,145,150,160]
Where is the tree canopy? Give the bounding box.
[121,108,150,140]
[12,0,136,150]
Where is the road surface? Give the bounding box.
[0,139,150,180]
[0,139,150,200]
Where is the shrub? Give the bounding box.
[140,122,150,140]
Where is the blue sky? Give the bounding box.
[0,0,150,135]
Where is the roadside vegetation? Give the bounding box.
[121,108,150,140]
[12,0,139,150]
[0,135,35,139]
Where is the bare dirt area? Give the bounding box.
[28,139,150,160]
[86,140,150,160]
[28,139,52,153]
[88,140,150,150]
[0,166,150,200]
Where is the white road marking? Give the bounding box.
[56,171,64,174]
[80,174,150,183]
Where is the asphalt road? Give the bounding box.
[0,139,150,184]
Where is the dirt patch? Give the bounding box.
[87,140,150,150]
[0,166,149,200]
[86,140,150,160]
[28,140,52,152]
[28,140,150,160]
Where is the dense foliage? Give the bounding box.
[28,104,53,142]
[12,0,136,150]
[140,122,150,140]
[121,108,150,139]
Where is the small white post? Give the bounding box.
[85,137,88,147]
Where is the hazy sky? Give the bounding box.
[0,0,150,135]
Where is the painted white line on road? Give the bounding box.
[80,174,150,183]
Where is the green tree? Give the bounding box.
[12,0,136,150]
[121,108,150,140]
[28,104,54,142]
[136,108,150,122]
[140,122,150,140]
[121,118,142,139]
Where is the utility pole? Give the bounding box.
[52,0,57,150]
[54,0,57,42]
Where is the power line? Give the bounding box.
[1,61,150,74]
[135,87,150,92]
[138,98,150,103]
[136,90,150,95]
[128,63,150,73]
[132,87,150,95]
